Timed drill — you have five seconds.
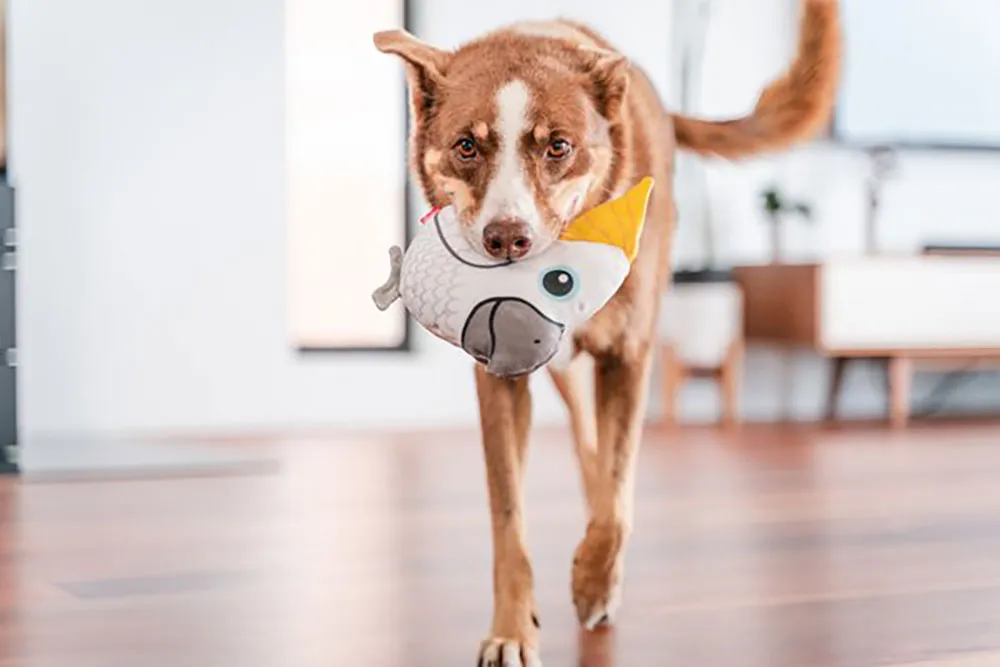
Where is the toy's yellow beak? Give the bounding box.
[558,177,653,263]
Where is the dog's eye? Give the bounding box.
[453,138,478,161]
[546,139,572,160]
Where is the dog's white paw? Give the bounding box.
[572,521,627,630]
[478,637,542,667]
[578,590,622,631]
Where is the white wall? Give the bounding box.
[10,0,998,439]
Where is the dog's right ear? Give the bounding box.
[374,30,450,124]
[579,46,631,122]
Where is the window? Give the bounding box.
[286,0,409,350]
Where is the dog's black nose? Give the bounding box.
[483,219,533,260]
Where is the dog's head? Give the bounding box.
[375,26,630,261]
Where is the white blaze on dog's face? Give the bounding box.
[374,25,631,260]
[474,80,537,252]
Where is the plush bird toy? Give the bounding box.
[372,177,653,377]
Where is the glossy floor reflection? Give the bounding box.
[3,423,1000,666]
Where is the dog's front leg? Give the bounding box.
[571,347,652,629]
[474,364,541,667]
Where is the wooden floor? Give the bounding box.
[3,423,1000,666]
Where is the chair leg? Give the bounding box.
[719,340,743,426]
[888,355,913,429]
[661,345,685,426]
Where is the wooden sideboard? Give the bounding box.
[734,257,1000,427]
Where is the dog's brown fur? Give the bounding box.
[375,2,840,663]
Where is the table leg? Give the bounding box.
[825,357,848,422]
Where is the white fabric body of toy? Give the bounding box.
[372,206,630,377]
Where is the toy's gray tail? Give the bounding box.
[371,246,403,311]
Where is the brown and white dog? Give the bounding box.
[374,2,840,664]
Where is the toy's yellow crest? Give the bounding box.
[558,177,653,263]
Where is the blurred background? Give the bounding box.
[4,0,999,455]
[2,1,1000,665]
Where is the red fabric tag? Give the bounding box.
[419,207,441,225]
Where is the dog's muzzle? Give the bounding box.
[461,298,565,378]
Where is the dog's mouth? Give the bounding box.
[461,298,565,378]
[460,228,558,263]
[457,205,566,263]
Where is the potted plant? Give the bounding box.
[760,185,813,264]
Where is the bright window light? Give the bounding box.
[286,0,408,350]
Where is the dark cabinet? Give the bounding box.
[0,181,15,474]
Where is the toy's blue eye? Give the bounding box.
[539,266,578,300]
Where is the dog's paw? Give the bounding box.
[477,637,542,667]
[572,521,627,629]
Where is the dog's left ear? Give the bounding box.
[582,48,630,121]
[374,30,450,125]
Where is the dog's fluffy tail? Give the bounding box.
[671,0,841,160]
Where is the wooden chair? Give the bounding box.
[658,281,745,426]
[661,339,744,426]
